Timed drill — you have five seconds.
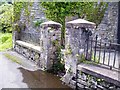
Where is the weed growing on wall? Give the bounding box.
[33,20,44,27]
[48,40,65,74]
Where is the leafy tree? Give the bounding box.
[0,3,13,33]
[0,2,5,6]
[41,2,107,47]
[83,2,108,26]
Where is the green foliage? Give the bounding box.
[50,40,65,74]
[0,2,5,6]
[0,33,12,51]
[0,2,33,33]
[4,53,21,64]
[41,2,108,47]
[13,2,33,22]
[33,20,44,27]
[41,2,79,46]
[76,54,86,63]
[78,53,99,65]
[13,23,21,32]
[13,2,33,32]
[65,45,72,55]
[0,3,13,33]
[1,35,9,43]
[91,53,99,63]
[13,2,24,22]
[85,2,108,26]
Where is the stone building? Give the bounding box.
[95,2,120,43]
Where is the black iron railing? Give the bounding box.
[83,35,120,70]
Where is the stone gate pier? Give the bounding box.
[62,18,120,89]
[40,21,62,70]
[61,19,96,88]
[13,21,62,71]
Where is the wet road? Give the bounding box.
[0,51,70,89]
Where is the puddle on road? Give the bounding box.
[18,67,71,89]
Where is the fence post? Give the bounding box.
[94,35,98,62]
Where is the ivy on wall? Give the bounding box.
[13,2,33,32]
[41,2,108,47]
[13,2,24,22]
[13,2,33,23]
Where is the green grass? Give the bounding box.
[0,33,12,51]
[4,53,21,64]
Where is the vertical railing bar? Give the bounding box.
[84,41,86,57]
[98,39,102,63]
[108,41,111,66]
[90,38,93,61]
[86,35,89,60]
[94,35,98,62]
[113,45,117,67]
[119,44,120,69]
[76,69,78,90]
[103,43,106,64]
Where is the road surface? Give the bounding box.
[0,51,70,89]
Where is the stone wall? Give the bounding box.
[95,2,118,43]
[19,1,47,45]
[62,18,120,89]
[14,21,62,71]
[14,44,41,67]
[76,70,120,90]
[13,1,62,71]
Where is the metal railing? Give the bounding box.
[83,35,120,70]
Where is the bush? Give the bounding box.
[0,33,12,51]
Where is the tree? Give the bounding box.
[0,3,13,33]
[41,2,107,47]
[84,2,108,26]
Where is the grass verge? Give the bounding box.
[4,53,21,65]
